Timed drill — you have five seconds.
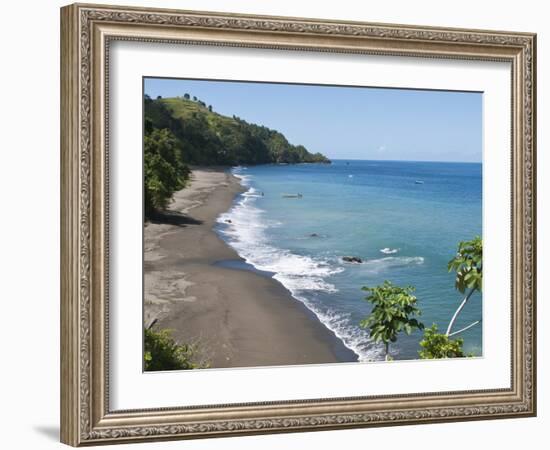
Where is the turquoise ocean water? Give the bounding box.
[215,160,482,362]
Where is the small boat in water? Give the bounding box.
[282,193,303,198]
[414,180,424,184]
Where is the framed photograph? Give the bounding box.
[60,3,537,446]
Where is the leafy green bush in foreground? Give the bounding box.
[418,324,465,359]
[144,328,197,371]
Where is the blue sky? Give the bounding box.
[144,78,482,163]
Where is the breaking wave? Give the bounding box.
[215,168,423,362]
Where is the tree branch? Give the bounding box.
[446,288,476,336]
[448,320,481,337]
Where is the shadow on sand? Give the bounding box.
[147,210,203,227]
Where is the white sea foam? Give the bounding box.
[360,256,424,273]
[380,247,399,254]
[217,191,341,294]
[217,168,398,362]
[287,295,385,362]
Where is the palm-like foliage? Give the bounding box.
[448,236,482,293]
[445,236,483,336]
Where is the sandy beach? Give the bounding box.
[144,167,357,369]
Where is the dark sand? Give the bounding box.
[144,167,357,368]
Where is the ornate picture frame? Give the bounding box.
[60,3,536,446]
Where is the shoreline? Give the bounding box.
[144,166,358,369]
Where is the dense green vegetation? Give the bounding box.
[418,325,465,359]
[144,128,190,216]
[360,236,482,360]
[145,95,330,166]
[143,94,329,216]
[144,328,202,371]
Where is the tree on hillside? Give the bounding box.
[360,281,424,361]
[144,128,189,216]
[144,118,153,134]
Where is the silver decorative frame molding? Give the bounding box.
[60,3,536,446]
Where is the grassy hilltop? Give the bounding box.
[144,94,329,216]
[145,95,330,166]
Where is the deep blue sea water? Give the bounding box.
[215,160,482,361]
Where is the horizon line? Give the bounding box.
[328,158,482,164]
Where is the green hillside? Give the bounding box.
[144,95,331,166]
[143,94,330,216]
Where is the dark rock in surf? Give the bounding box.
[342,256,363,263]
